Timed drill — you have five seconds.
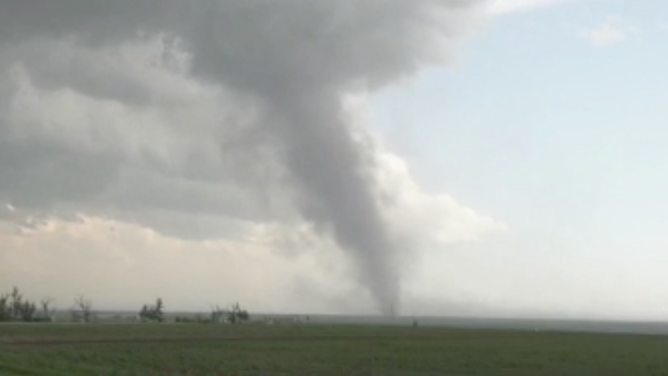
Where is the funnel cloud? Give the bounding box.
[0,0,488,313]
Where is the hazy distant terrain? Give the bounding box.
[64,310,668,336]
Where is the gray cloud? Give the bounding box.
[0,0,488,314]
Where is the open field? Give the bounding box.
[2,323,668,376]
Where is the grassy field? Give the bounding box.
[2,323,668,376]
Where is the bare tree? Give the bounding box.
[71,295,93,323]
[10,286,22,320]
[17,301,37,322]
[228,302,250,324]
[40,297,54,321]
[139,298,164,323]
[208,303,249,324]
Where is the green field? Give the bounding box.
[2,323,668,376]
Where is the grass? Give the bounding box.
[2,323,668,375]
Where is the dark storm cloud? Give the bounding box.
[0,0,486,313]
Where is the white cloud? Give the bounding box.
[375,151,505,246]
[582,16,640,47]
[487,0,579,15]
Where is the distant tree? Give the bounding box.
[227,302,250,324]
[0,293,10,322]
[72,295,93,323]
[18,301,37,322]
[209,303,250,324]
[139,298,164,323]
[238,309,250,322]
[40,297,55,321]
[0,286,39,322]
[155,298,164,321]
[140,304,148,318]
[10,286,22,320]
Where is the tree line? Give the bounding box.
[0,286,250,324]
[0,287,53,322]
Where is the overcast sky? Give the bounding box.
[1,0,666,320]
